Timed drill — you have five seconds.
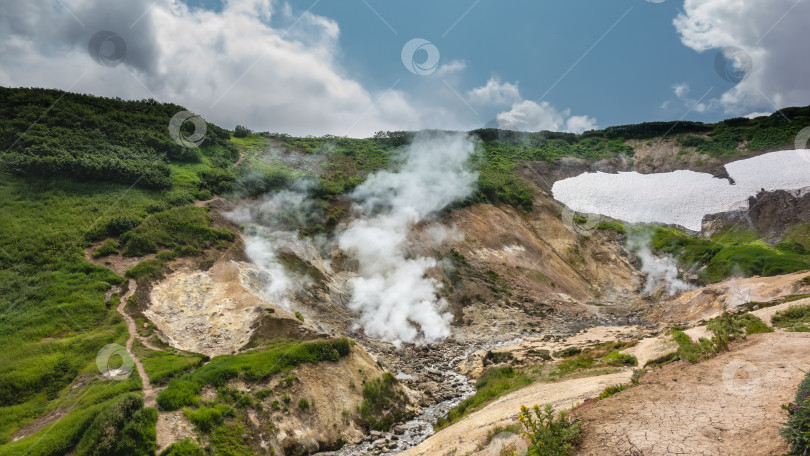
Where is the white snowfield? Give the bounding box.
[551,149,810,231]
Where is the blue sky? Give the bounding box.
[2,0,807,136]
[309,0,722,127]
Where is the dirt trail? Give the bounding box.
[400,371,632,456]
[119,279,157,408]
[576,331,809,455]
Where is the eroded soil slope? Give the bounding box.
[576,332,809,456]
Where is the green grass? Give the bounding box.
[671,312,772,363]
[599,383,630,399]
[781,370,810,454]
[651,227,810,284]
[518,404,581,456]
[156,339,351,410]
[435,367,532,431]
[359,373,410,432]
[0,175,165,451]
[183,404,233,433]
[772,304,810,332]
[120,206,233,257]
[596,221,626,235]
[92,239,120,258]
[158,439,205,456]
[131,340,207,386]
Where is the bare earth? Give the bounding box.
[576,331,810,456]
[400,371,632,456]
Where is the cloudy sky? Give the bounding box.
[1,0,808,137]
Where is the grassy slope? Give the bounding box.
[651,226,810,284]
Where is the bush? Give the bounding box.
[601,350,638,367]
[526,349,552,361]
[234,125,252,138]
[106,216,141,236]
[121,206,232,257]
[298,397,310,410]
[93,239,120,258]
[599,384,630,399]
[184,404,233,433]
[159,439,205,456]
[781,370,810,454]
[198,168,236,194]
[360,373,410,431]
[518,404,581,456]
[156,339,352,410]
[772,304,810,332]
[483,350,515,366]
[75,394,157,456]
[125,258,165,280]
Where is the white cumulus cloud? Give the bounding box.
[0,0,422,137]
[674,0,810,115]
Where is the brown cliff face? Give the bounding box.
[703,188,810,239]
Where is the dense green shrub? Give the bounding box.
[159,439,205,456]
[599,383,630,399]
[518,404,581,456]
[93,239,120,258]
[781,371,810,454]
[157,339,351,410]
[106,216,141,236]
[297,397,310,410]
[233,125,252,138]
[198,168,236,194]
[772,304,810,332]
[601,350,638,367]
[651,227,810,284]
[121,206,232,257]
[184,404,233,433]
[359,373,410,431]
[125,258,165,280]
[74,394,157,456]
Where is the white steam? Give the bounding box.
[225,186,321,310]
[627,231,694,296]
[338,132,478,344]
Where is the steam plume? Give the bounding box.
[627,230,694,296]
[338,132,478,344]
